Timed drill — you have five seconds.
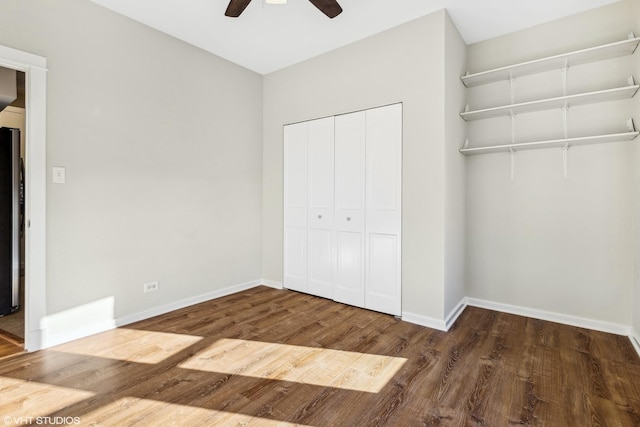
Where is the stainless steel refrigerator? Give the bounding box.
[0,127,21,316]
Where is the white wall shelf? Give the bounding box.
[461,33,640,87]
[461,84,639,121]
[461,31,639,166]
[460,131,639,155]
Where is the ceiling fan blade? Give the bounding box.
[225,0,253,17]
[308,0,342,18]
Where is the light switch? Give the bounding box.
[52,167,66,184]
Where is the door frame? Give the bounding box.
[0,44,47,352]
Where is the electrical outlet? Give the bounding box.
[143,282,159,293]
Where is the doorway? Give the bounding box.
[0,44,47,353]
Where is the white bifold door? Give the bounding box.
[284,103,402,316]
[284,117,335,298]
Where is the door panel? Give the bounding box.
[283,122,308,293]
[284,123,308,210]
[365,233,400,315]
[335,111,365,212]
[334,111,366,307]
[307,228,333,299]
[364,104,402,316]
[284,227,307,292]
[366,105,402,214]
[334,231,365,307]
[308,117,334,211]
[307,117,334,299]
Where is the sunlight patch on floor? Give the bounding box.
[0,377,95,419]
[56,328,202,364]
[80,397,312,426]
[179,338,407,393]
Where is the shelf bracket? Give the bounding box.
[510,112,517,145]
[510,148,516,181]
[463,138,469,149]
[628,75,636,86]
[629,32,636,40]
[628,118,636,132]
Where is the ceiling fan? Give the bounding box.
[225,0,343,19]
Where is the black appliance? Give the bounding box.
[0,127,21,316]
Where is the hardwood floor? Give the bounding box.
[0,286,639,426]
[0,330,23,359]
[0,277,25,339]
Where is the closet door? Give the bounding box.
[365,104,402,316]
[333,111,366,308]
[283,122,308,293]
[284,105,402,316]
[306,117,335,299]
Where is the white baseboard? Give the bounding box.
[465,297,630,336]
[25,329,42,353]
[116,279,262,327]
[630,328,640,358]
[261,279,284,289]
[38,278,640,357]
[402,311,447,331]
[445,299,467,330]
[402,299,467,332]
[42,320,116,349]
[39,280,264,349]
[41,297,117,348]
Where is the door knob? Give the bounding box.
[346,217,351,221]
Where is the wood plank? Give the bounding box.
[0,287,639,426]
[0,334,23,359]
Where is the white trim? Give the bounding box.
[0,44,48,352]
[444,299,467,330]
[40,296,117,348]
[261,279,283,289]
[401,299,467,332]
[402,311,447,331]
[116,280,262,327]
[630,328,640,358]
[0,45,47,71]
[38,280,264,348]
[32,276,640,354]
[465,297,630,336]
[42,319,116,349]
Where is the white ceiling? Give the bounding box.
[90,0,621,75]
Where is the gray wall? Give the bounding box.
[443,14,466,318]
[0,0,263,321]
[263,10,460,321]
[465,0,638,325]
[2,0,635,340]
